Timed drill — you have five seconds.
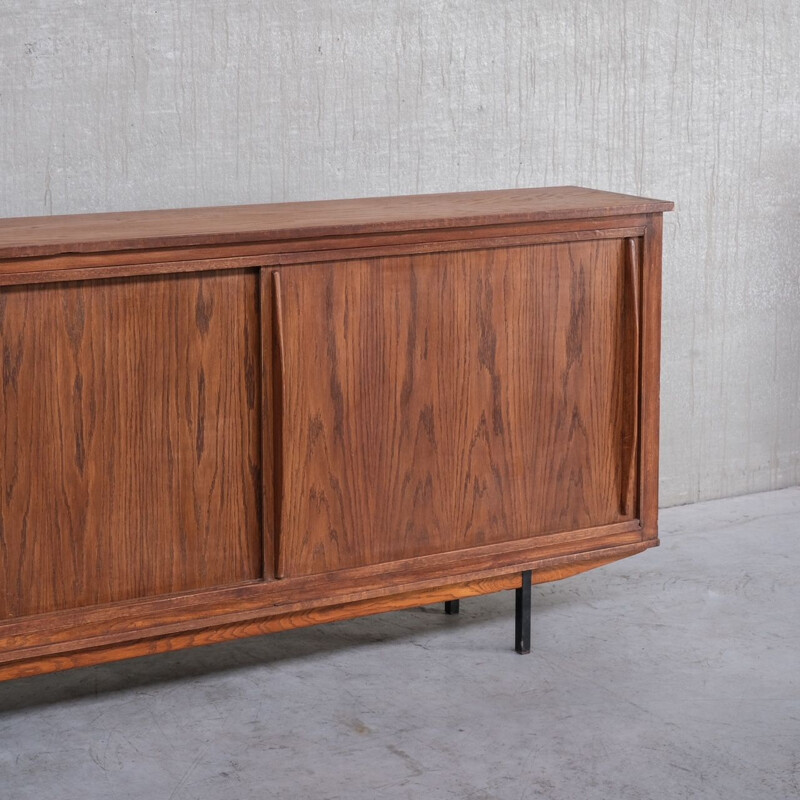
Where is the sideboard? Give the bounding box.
[0,187,672,680]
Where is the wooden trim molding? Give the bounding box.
[0,187,673,260]
[0,521,645,657]
[0,541,655,682]
[0,222,647,288]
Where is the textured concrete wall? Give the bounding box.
[1,0,798,506]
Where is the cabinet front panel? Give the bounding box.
[277,240,639,577]
[0,270,262,619]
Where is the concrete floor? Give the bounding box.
[0,488,798,799]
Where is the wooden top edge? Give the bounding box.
[0,186,673,259]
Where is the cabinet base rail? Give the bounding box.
[0,541,656,681]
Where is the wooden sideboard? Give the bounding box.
[0,187,671,680]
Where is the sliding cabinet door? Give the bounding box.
[274,239,640,577]
[0,270,263,618]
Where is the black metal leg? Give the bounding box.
[515,570,532,654]
[444,599,460,615]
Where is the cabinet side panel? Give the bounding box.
[0,270,262,619]
[639,214,663,537]
[278,241,636,576]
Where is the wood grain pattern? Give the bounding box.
[0,540,654,682]
[278,239,640,576]
[0,270,263,618]
[0,187,672,260]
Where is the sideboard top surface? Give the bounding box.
[0,186,673,260]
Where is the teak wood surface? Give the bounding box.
[278,240,638,575]
[0,187,672,680]
[0,186,671,259]
[0,271,263,618]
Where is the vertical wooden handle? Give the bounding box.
[272,270,286,578]
[621,237,641,517]
[628,237,641,360]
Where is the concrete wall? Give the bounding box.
[1,0,798,506]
